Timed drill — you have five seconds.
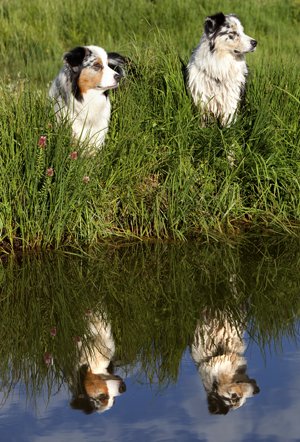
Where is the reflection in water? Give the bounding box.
[190,307,260,415]
[0,238,299,433]
[70,314,126,414]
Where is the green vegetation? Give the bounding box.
[1,0,300,82]
[0,239,299,404]
[1,0,300,251]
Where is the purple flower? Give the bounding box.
[50,327,56,336]
[43,353,52,364]
[83,176,90,183]
[69,151,77,160]
[38,136,46,147]
[85,310,92,316]
[46,168,53,177]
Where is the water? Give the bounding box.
[0,239,299,442]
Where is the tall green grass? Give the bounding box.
[0,1,300,250]
[1,0,300,83]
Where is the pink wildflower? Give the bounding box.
[85,310,92,316]
[38,136,46,147]
[68,151,77,160]
[73,336,81,342]
[47,123,52,128]
[46,168,53,177]
[50,327,56,336]
[83,176,90,183]
[43,353,52,364]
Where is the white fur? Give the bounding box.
[78,318,115,374]
[187,13,257,125]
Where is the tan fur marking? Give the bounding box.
[95,57,103,68]
[78,58,104,94]
[214,39,229,58]
[214,36,244,59]
[100,396,109,406]
[84,370,109,398]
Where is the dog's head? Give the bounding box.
[70,365,126,414]
[204,12,257,56]
[63,45,123,102]
[207,367,260,415]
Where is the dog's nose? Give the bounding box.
[119,381,127,393]
[114,73,121,82]
[253,386,260,395]
[251,39,257,48]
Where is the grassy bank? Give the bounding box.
[0,1,300,251]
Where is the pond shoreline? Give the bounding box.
[1,220,299,256]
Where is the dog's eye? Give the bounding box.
[98,393,108,400]
[235,380,243,384]
[93,63,102,69]
[229,31,238,39]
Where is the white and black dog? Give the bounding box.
[190,309,260,415]
[49,46,129,153]
[186,13,257,125]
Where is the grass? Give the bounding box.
[1,0,300,251]
[1,0,300,82]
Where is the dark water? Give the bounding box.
[0,239,299,441]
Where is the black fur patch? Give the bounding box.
[72,69,85,103]
[207,392,230,415]
[64,47,87,71]
[212,378,219,392]
[107,52,136,77]
[63,47,93,103]
[69,365,96,415]
[204,12,226,36]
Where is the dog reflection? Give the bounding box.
[190,309,259,415]
[70,317,126,414]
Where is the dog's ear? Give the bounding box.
[207,392,229,415]
[63,47,88,73]
[107,52,136,77]
[204,12,225,35]
[236,364,247,375]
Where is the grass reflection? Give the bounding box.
[0,238,299,412]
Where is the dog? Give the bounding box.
[186,13,257,125]
[70,314,126,414]
[190,308,260,415]
[49,46,129,154]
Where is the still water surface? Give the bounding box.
[0,240,299,441]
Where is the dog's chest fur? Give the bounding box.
[69,89,111,147]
